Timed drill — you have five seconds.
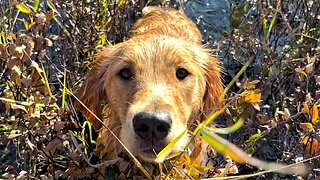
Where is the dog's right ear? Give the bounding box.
[75,45,120,129]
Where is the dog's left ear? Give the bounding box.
[75,45,121,129]
[200,53,224,120]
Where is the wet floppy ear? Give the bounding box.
[198,51,224,121]
[75,46,120,129]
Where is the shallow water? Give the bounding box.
[184,0,230,43]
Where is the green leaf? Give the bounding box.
[206,117,244,134]
[0,124,13,132]
[262,17,268,37]
[245,133,262,144]
[33,0,40,12]
[266,0,282,38]
[15,3,32,14]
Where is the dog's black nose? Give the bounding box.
[133,111,172,141]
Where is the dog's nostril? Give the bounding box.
[133,111,172,141]
[137,124,148,132]
[157,124,169,133]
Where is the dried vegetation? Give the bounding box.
[0,0,319,179]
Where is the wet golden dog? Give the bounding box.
[76,6,223,162]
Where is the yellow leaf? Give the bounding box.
[118,0,126,6]
[33,0,40,12]
[23,19,30,31]
[299,123,314,132]
[311,104,319,124]
[15,3,32,14]
[303,136,309,145]
[239,90,261,104]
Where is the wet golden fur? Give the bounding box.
[76,6,223,162]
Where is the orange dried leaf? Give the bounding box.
[303,137,309,145]
[295,67,307,76]
[311,139,318,156]
[304,138,319,157]
[301,102,309,114]
[308,56,316,64]
[45,10,55,24]
[311,104,319,124]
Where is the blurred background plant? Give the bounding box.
[0,0,319,179]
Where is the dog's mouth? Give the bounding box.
[140,142,167,153]
[135,140,168,160]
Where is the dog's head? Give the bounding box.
[76,35,223,162]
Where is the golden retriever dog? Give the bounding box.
[76,6,223,163]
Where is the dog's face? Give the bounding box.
[106,36,208,161]
[77,35,223,162]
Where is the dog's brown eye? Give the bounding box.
[119,68,132,80]
[176,68,189,80]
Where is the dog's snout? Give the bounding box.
[133,111,172,141]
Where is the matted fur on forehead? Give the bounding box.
[105,35,217,69]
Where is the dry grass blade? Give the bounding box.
[266,0,282,39]
[61,66,67,109]
[219,56,254,102]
